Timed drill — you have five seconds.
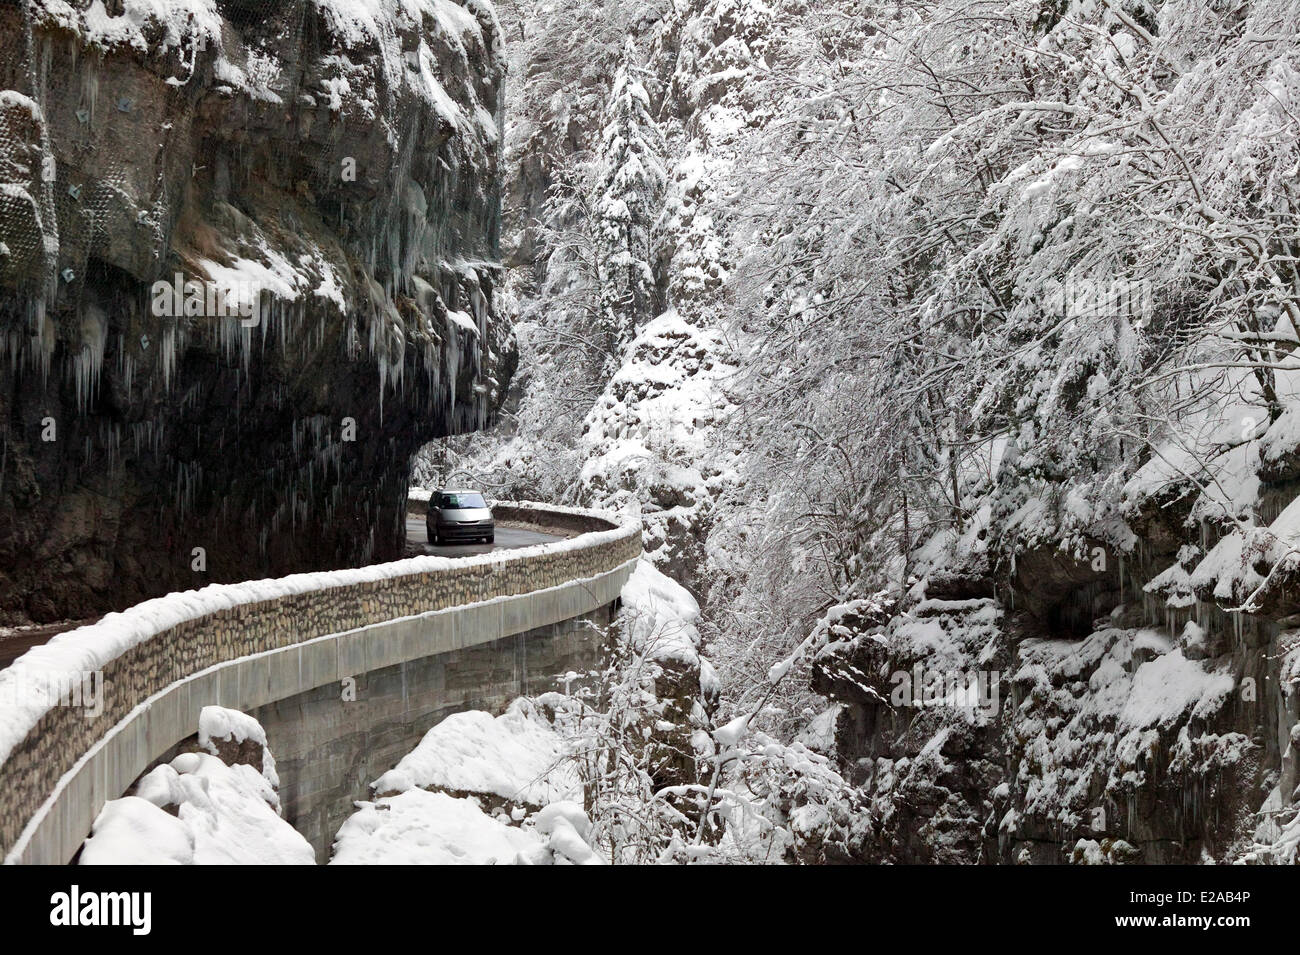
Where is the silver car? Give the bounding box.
[427,490,495,545]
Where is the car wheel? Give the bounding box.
[486,534,495,544]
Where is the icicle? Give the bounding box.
[71,304,107,414]
[162,324,177,390]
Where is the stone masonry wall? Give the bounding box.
[0,503,640,858]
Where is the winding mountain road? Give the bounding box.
[404,517,564,556]
[0,520,569,669]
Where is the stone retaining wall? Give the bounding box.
[0,503,640,863]
[253,603,618,861]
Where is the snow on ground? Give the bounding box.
[331,791,601,865]
[331,789,547,864]
[330,692,603,863]
[80,709,313,865]
[333,698,603,864]
[371,698,579,805]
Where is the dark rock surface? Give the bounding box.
[0,0,514,624]
[812,596,1010,863]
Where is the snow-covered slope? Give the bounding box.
[414,0,1300,864]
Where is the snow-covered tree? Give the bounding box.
[422,0,1300,864]
[593,39,668,362]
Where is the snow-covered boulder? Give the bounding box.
[371,698,579,810]
[80,707,313,865]
[331,790,602,865]
[332,700,602,864]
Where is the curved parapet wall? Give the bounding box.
[0,502,640,864]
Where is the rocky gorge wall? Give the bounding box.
[0,0,515,626]
[811,488,1300,864]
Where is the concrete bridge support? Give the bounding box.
[254,604,615,861]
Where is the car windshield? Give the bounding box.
[440,493,487,509]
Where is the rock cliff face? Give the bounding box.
[813,494,1300,864]
[0,0,514,623]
